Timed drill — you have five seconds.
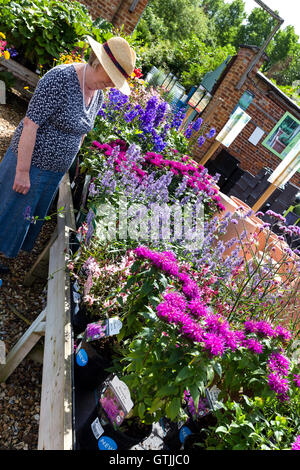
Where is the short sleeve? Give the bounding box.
[26,66,66,127]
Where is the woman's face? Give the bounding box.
[87,64,115,90]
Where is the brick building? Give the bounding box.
[192,45,300,189]
[77,0,149,34]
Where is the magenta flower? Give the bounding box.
[291,435,300,450]
[268,352,289,377]
[268,372,289,402]
[274,325,292,344]
[293,374,300,388]
[203,332,225,356]
[244,338,263,354]
[188,299,209,318]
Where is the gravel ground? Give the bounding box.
[0,90,56,450]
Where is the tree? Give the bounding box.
[264,25,300,73]
[199,0,247,46]
[137,0,210,43]
[235,7,278,47]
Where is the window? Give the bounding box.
[231,90,254,116]
[262,112,300,160]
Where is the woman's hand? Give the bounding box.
[14,116,39,194]
[13,169,31,195]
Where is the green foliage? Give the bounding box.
[204,391,300,450]
[200,0,247,47]
[140,35,236,90]
[137,0,210,44]
[138,0,300,90]
[0,0,99,68]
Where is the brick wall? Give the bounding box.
[192,46,300,188]
[76,0,149,34]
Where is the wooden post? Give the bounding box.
[252,149,300,212]
[37,227,73,450]
[199,140,221,165]
[251,182,278,212]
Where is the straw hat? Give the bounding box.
[86,35,136,95]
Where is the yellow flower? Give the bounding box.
[129,83,134,88]
[4,50,10,60]
[0,32,6,39]
[24,86,29,90]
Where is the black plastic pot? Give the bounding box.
[77,401,152,450]
[72,303,93,336]
[183,430,208,450]
[162,418,197,451]
[74,340,111,391]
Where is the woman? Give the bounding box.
[0,35,136,273]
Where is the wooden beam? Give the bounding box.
[0,309,46,383]
[199,140,221,165]
[0,57,39,87]
[37,227,73,450]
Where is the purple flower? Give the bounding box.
[291,435,300,450]
[184,127,193,139]
[206,128,216,139]
[275,325,292,344]
[188,299,209,318]
[203,332,225,356]
[154,102,168,128]
[100,395,120,425]
[86,321,106,340]
[293,374,300,388]
[192,118,203,132]
[170,109,186,130]
[244,338,263,354]
[197,136,206,147]
[24,205,31,220]
[268,352,289,377]
[268,372,289,402]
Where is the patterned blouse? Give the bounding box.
[10,63,104,173]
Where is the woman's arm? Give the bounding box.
[13,117,39,195]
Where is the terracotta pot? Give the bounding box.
[230,196,252,212]
[216,192,239,219]
[219,210,260,258]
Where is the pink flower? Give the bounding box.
[292,435,300,450]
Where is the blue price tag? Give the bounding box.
[179,426,192,443]
[98,436,118,450]
[76,348,88,367]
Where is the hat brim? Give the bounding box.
[87,35,131,96]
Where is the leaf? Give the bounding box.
[215,426,227,434]
[175,366,192,382]
[149,397,164,413]
[157,384,177,398]
[138,402,145,419]
[213,362,222,377]
[166,397,181,421]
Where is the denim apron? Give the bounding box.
[0,146,64,258]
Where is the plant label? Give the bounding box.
[84,317,122,342]
[99,375,134,426]
[91,417,104,440]
[107,318,122,336]
[73,291,81,304]
[205,385,222,411]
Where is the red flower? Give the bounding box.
[133,68,143,78]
